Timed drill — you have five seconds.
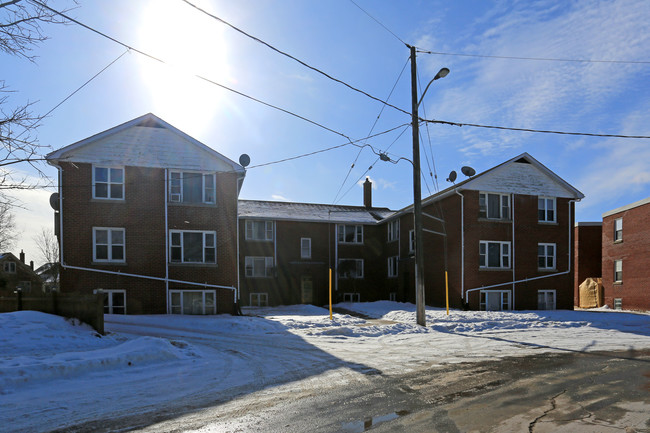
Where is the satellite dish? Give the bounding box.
[446,170,457,183]
[49,193,60,211]
[461,166,476,177]
[239,154,251,168]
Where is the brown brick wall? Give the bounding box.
[573,224,602,306]
[58,162,239,314]
[602,202,650,310]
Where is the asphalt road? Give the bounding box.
[102,349,650,433]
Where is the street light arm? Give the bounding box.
[417,68,450,107]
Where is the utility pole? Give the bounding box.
[410,45,426,327]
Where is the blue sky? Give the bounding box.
[4,0,650,264]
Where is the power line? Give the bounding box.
[180,0,410,117]
[425,118,650,139]
[348,0,407,46]
[419,49,650,65]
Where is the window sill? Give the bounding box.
[244,239,274,242]
[613,240,623,244]
[168,202,217,208]
[338,242,364,245]
[91,198,125,203]
[613,281,623,285]
[477,218,512,223]
[91,261,127,266]
[479,267,511,271]
[538,221,558,225]
[538,268,558,272]
[169,262,218,267]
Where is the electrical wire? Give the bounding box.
[348,0,407,46]
[419,49,650,65]
[425,118,650,139]
[180,0,410,117]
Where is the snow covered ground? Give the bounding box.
[1,302,649,432]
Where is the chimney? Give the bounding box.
[30,260,34,271]
[363,177,372,209]
[19,250,25,264]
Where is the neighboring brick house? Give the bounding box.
[0,251,43,295]
[237,189,394,307]
[573,222,602,306]
[601,197,650,311]
[46,113,245,315]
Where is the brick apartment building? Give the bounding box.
[47,114,584,314]
[601,197,650,311]
[46,114,245,314]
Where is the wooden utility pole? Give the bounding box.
[410,45,426,327]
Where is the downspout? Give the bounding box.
[465,198,580,303]
[165,169,169,313]
[334,223,339,293]
[236,177,241,308]
[454,190,465,303]
[57,165,64,266]
[510,193,517,310]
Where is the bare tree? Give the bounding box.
[1,0,75,205]
[0,201,18,250]
[33,226,58,263]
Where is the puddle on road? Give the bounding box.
[341,410,410,432]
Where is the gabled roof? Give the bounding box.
[0,252,41,277]
[394,152,584,216]
[46,113,245,174]
[238,200,395,224]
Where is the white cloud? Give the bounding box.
[271,194,290,202]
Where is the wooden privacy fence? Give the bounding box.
[0,292,105,334]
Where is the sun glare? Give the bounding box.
[136,0,232,134]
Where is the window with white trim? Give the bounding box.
[387,220,399,242]
[245,220,274,241]
[387,256,398,277]
[480,290,511,311]
[338,259,364,278]
[93,228,125,262]
[300,238,311,259]
[170,230,216,264]
[538,290,556,310]
[96,289,126,314]
[169,290,216,314]
[250,292,268,307]
[614,260,623,283]
[338,224,363,244]
[614,218,623,242]
[614,298,622,310]
[479,241,510,269]
[3,261,16,273]
[245,256,274,278]
[537,243,556,270]
[409,230,415,254]
[538,197,556,222]
[343,293,360,303]
[93,166,124,200]
[479,192,510,219]
[169,171,216,204]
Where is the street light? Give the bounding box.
[410,44,449,326]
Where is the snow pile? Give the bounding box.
[0,311,197,393]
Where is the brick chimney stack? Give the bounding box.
[19,250,25,263]
[363,177,372,209]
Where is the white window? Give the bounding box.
[96,289,126,314]
[538,197,556,222]
[538,243,556,270]
[170,230,216,264]
[300,238,311,259]
[93,228,125,262]
[169,171,216,204]
[409,230,415,253]
[387,256,398,277]
[245,220,274,241]
[343,293,360,303]
[614,260,623,283]
[250,292,268,307]
[338,225,363,244]
[479,241,510,269]
[169,290,216,314]
[479,192,510,220]
[3,261,16,273]
[614,218,623,242]
[245,256,274,278]
[338,259,364,278]
[614,298,622,310]
[538,290,556,310]
[387,220,399,242]
[389,292,397,302]
[480,290,511,311]
[16,281,31,293]
[93,166,124,200]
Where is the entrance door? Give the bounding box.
[301,276,313,304]
[481,290,511,311]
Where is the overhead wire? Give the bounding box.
[348,0,407,46]
[332,56,410,204]
[179,0,410,117]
